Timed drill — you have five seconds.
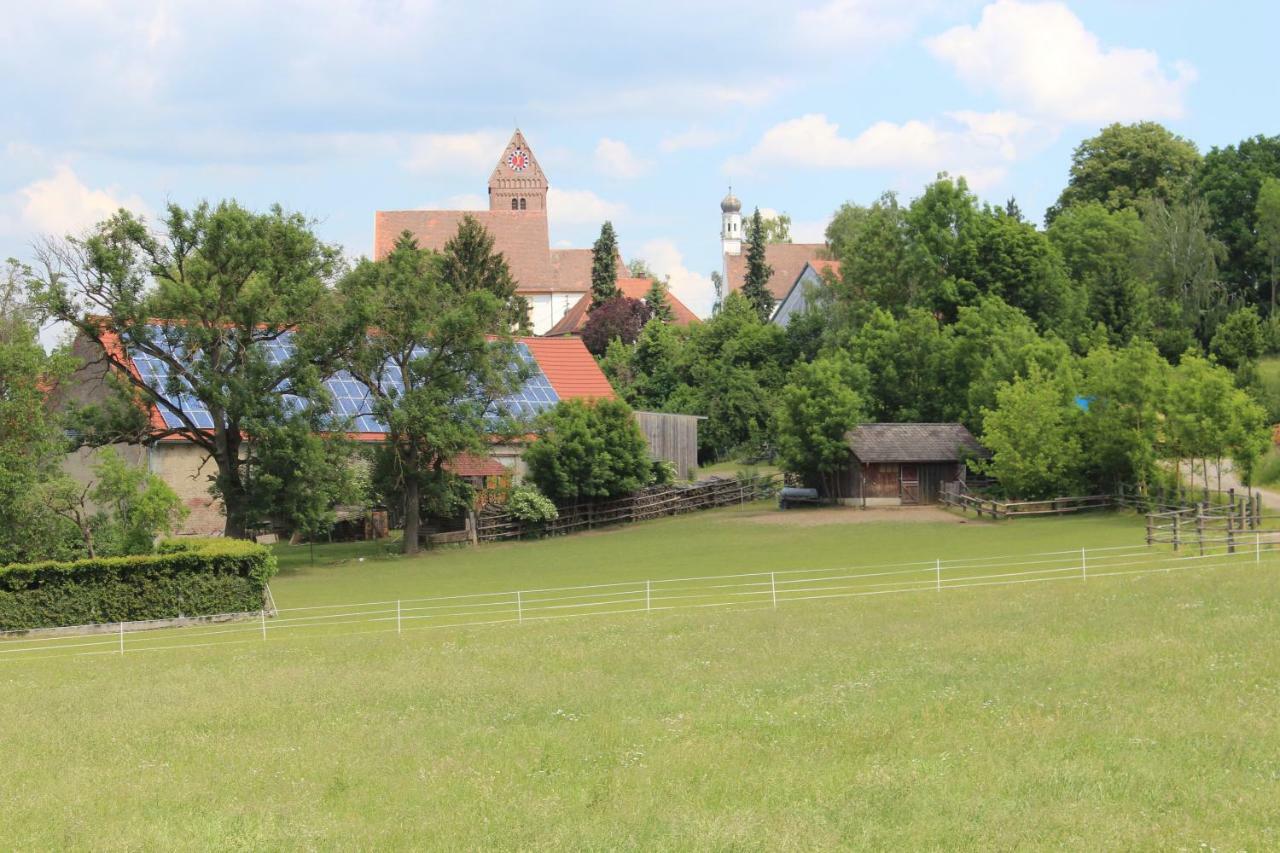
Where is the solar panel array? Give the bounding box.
[128,327,560,434]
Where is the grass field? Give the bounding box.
[3,505,1280,849]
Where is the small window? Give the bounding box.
[519,197,527,210]
[511,198,518,210]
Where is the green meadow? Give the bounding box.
[3,505,1279,849]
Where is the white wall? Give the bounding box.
[525,291,587,335]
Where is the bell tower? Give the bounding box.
[489,129,549,212]
[720,188,742,256]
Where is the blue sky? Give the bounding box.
[1,0,1275,317]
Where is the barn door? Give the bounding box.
[899,464,920,504]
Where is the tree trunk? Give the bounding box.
[215,427,251,540]
[402,444,421,556]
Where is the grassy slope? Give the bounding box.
[266,505,1141,609]
[3,508,1279,849]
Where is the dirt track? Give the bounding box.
[727,505,982,527]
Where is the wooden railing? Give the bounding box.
[940,481,1265,527]
[475,475,778,542]
[939,486,1113,519]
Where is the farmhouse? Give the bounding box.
[61,330,617,535]
[830,423,986,507]
[770,260,840,327]
[374,130,612,335]
[543,277,700,337]
[719,189,833,310]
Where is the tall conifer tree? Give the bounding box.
[742,208,775,322]
[591,221,620,307]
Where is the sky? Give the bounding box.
[1,0,1276,319]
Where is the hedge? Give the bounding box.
[0,538,277,631]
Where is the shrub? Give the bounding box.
[0,538,277,631]
[506,486,559,525]
[650,460,678,486]
[523,398,652,502]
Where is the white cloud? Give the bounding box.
[545,78,788,119]
[419,193,487,210]
[731,111,1039,189]
[927,0,1195,123]
[402,130,510,175]
[659,127,727,153]
[593,138,651,179]
[793,0,934,50]
[546,188,626,228]
[11,166,148,237]
[638,238,715,318]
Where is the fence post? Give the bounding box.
[645,580,651,613]
[1256,531,1262,563]
[118,620,124,656]
[1145,513,1153,546]
[936,558,942,592]
[516,590,523,624]
[1173,512,1181,551]
[261,608,267,641]
[1081,547,1087,582]
[1226,507,1236,554]
[397,599,402,635]
[770,572,778,609]
[1196,505,1206,556]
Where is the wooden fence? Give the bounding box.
[939,482,1263,523]
[1145,490,1264,553]
[475,475,778,542]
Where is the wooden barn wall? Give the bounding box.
[827,460,964,504]
[634,411,699,480]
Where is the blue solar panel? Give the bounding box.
[128,327,560,434]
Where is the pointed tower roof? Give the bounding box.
[488,129,549,192]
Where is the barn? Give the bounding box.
[832,423,986,507]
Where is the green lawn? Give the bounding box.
[3,505,1279,848]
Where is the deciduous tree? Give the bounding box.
[774,352,868,499]
[35,202,343,540]
[1047,122,1200,222]
[339,224,526,554]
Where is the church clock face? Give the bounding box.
[506,147,530,172]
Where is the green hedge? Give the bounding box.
[0,538,277,631]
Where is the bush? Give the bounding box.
[650,460,678,486]
[524,398,653,502]
[0,538,277,631]
[506,486,559,525]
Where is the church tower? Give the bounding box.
[720,188,742,256]
[489,129,549,212]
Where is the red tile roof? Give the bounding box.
[375,210,569,293]
[543,278,700,336]
[521,336,616,400]
[724,242,832,301]
[375,213,615,296]
[444,452,509,478]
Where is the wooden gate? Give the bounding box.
[899,464,920,504]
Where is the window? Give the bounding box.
[511,198,518,210]
[519,197,527,210]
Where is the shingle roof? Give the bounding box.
[543,277,700,336]
[444,452,509,478]
[522,337,617,400]
[374,210,566,292]
[725,242,831,301]
[846,423,986,463]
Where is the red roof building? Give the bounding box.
[374,130,614,336]
[543,277,700,337]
